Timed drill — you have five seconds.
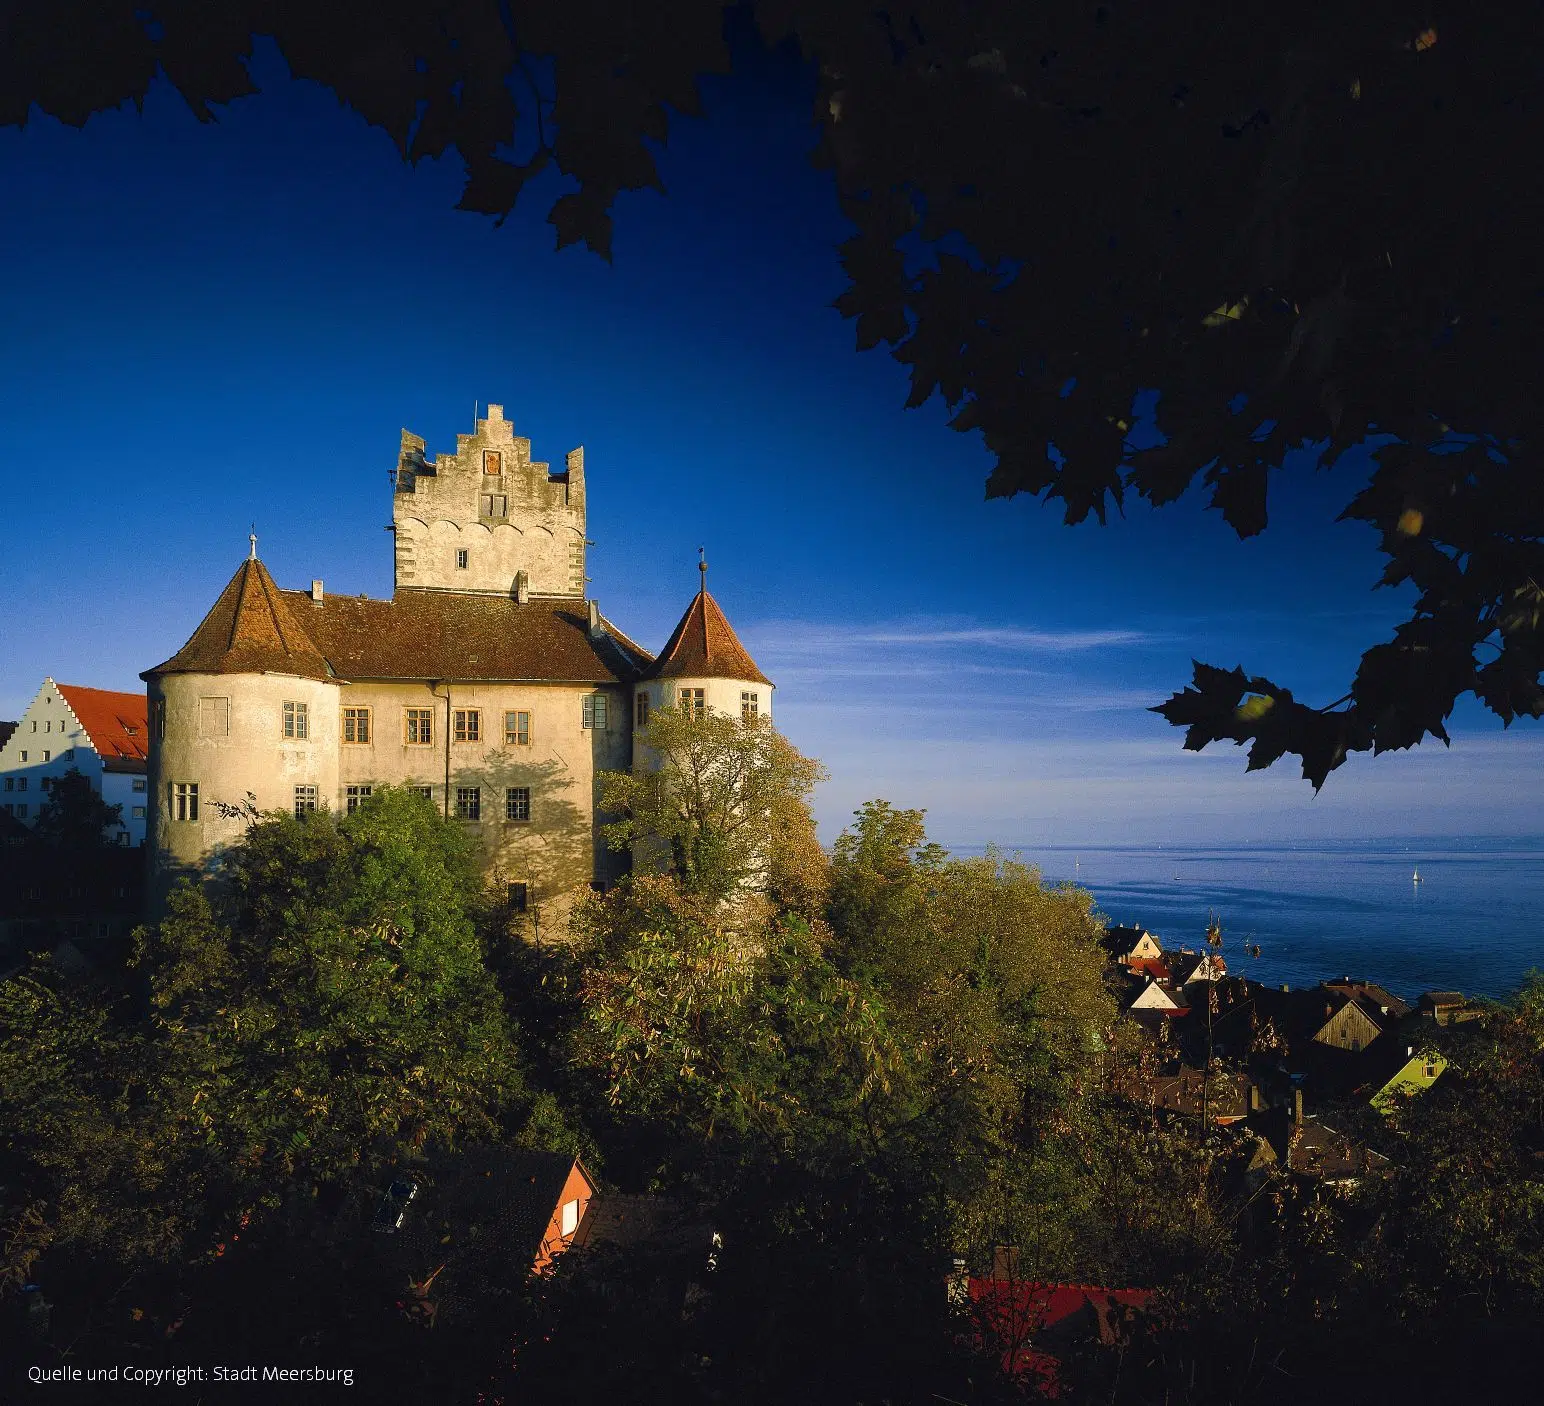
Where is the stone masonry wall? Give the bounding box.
[393,403,587,597]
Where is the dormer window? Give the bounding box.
[483,450,502,475]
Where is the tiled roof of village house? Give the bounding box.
[145,557,653,684]
[56,685,149,766]
[145,558,334,682]
[643,587,772,686]
[281,590,652,683]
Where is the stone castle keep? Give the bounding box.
[143,404,773,918]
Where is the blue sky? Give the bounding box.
[3,34,1539,845]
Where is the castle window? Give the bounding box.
[411,785,434,800]
[199,697,230,738]
[481,493,507,518]
[172,782,199,822]
[504,710,531,746]
[505,786,531,822]
[454,709,481,743]
[635,692,649,728]
[15,777,26,791]
[455,786,481,821]
[507,881,528,913]
[13,804,24,818]
[582,694,608,730]
[151,699,166,741]
[42,751,50,762]
[18,751,26,763]
[345,785,373,815]
[132,778,146,793]
[132,806,146,819]
[294,785,318,817]
[404,708,434,745]
[282,701,310,740]
[741,691,759,719]
[483,450,502,475]
[2,778,10,791]
[456,549,469,569]
[342,707,372,744]
[679,688,705,719]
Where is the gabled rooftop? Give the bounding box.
[56,684,149,766]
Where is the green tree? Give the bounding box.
[133,786,525,1195]
[598,705,827,906]
[32,768,123,848]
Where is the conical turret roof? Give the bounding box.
[644,586,771,687]
[144,557,332,681]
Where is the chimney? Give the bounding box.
[514,570,530,605]
[310,579,324,604]
[588,600,603,639]
[1293,1088,1303,1127]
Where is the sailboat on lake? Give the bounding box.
[1412,868,1423,884]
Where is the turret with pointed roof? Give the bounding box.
[643,554,771,688]
[144,555,332,682]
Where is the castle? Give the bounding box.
[143,404,773,920]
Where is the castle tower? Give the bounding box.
[391,403,587,598]
[142,545,340,895]
[633,554,774,733]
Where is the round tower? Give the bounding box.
[142,543,340,902]
[634,552,773,739]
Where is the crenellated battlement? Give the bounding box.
[392,403,587,598]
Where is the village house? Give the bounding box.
[366,1146,597,1329]
[0,680,149,844]
[1418,990,1479,1026]
[141,404,773,926]
[1364,1041,1448,1112]
[1103,924,1163,967]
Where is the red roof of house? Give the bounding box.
[1126,957,1172,980]
[56,685,149,766]
[643,588,772,686]
[967,1280,1153,1395]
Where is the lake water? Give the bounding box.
[950,838,1544,1002]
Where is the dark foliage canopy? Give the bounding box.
[6,1,1541,785]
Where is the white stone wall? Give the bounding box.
[0,677,145,844]
[393,404,587,597]
[149,671,342,880]
[334,678,633,902]
[149,672,633,919]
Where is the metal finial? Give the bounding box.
[698,546,707,590]
[249,527,258,560]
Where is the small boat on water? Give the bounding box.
[1412,868,1423,884]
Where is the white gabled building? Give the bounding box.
[0,679,150,845]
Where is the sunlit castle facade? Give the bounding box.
[142,404,773,922]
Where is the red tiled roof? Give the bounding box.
[643,588,771,687]
[56,685,149,765]
[279,590,651,683]
[145,558,333,681]
[145,558,653,685]
[967,1280,1153,1395]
